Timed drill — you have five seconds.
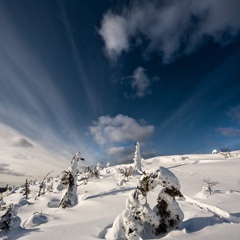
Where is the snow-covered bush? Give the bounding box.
[220,151,232,158]
[212,149,218,154]
[47,182,54,192]
[133,142,143,173]
[203,177,219,194]
[79,166,100,183]
[219,147,232,158]
[0,198,7,211]
[105,162,111,174]
[0,204,20,233]
[116,166,133,181]
[57,170,68,191]
[106,167,183,240]
[58,157,78,208]
[37,170,54,197]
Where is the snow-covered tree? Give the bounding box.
[0,204,19,233]
[47,182,54,192]
[37,170,54,197]
[203,177,219,194]
[23,179,31,199]
[0,198,6,211]
[58,154,79,208]
[133,142,142,173]
[56,170,68,191]
[106,167,184,240]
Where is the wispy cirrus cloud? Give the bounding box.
[7,136,34,148]
[58,1,100,115]
[0,163,26,177]
[99,0,240,62]
[227,104,240,123]
[0,2,97,162]
[216,127,240,137]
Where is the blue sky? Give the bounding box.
[0,0,240,165]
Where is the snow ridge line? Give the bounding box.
[183,195,240,224]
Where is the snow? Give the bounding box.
[1,150,240,239]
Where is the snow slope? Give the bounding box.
[1,151,240,240]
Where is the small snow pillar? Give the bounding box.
[133,142,142,173]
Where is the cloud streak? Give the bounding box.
[99,0,240,62]
[228,104,240,123]
[0,163,26,177]
[216,127,240,137]
[7,137,34,148]
[0,2,97,162]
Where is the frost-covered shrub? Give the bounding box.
[133,142,142,174]
[0,198,7,211]
[37,170,54,197]
[57,170,68,191]
[116,166,133,182]
[47,182,54,192]
[105,162,111,174]
[80,166,100,183]
[106,167,183,240]
[202,177,219,194]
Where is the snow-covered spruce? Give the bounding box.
[106,167,183,239]
[22,179,31,199]
[133,142,143,174]
[0,204,20,234]
[58,155,79,208]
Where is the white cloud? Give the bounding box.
[99,0,240,62]
[7,136,34,148]
[89,114,154,146]
[123,67,159,98]
[107,146,134,164]
[131,67,151,98]
[99,11,129,60]
[0,163,26,177]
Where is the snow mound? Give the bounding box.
[17,199,31,207]
[47,198,60,208]
[24,213,48,229]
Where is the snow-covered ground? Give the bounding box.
[1,151,240,239]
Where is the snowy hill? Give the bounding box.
[1,151,240,239]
